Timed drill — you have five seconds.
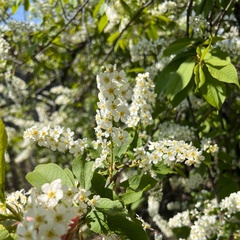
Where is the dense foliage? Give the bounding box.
[1,0,240,239]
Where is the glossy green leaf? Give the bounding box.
[0,119,7,203]
[96,198,127,216]
[87,210,148,239]
[121,173,157,191]
[72,155,94,190]
[206,63,239,87]
[26,163,75,188]
[156,57,186,95]
[165,57,195,100]
[204,56,229,66]
[163,38,196,56]
[199,70,226,109]
[98,14,108,33]
[120,189,144,205]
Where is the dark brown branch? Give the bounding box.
[213,0,235,35]
[186,0,194,38]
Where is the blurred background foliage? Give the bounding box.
[0,1,240,236]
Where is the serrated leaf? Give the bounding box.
[98,14,108,33]
[0,119,7,203]
[204,56,229,66]
[206,63,239,87]
[72,156,94,190]
[26,163,74,188]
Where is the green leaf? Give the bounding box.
[107,32,120,43]
[120,189,144,205]
[204,56,229,66]
[147,24,158,41]
[199,68,226,109]
[120,0,133,17]
[87,211,148,239]
[0,119,7,203]
[96,198,127,216]
[127,68,145,73]
[91,172,113,199]
[113,134,133,158]
[156,57,186,95]
[26,163,75,188]
[0,224,16,240]
[206,63,239,87]
[98,14,108,33]
[93,0,105,17]
[72,156,94,190]
[165,57,195,100]
[163,38,196,56]
[121,173,157,191]
[23,0,30,10]
[194,63,205,88]
[152,161,175,175]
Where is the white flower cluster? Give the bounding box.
[135,139,204,169]
[17,179,100,240]
[158,122,195,142]
[104,2,121,33]
[129,38,165,63]
[49,85,77,105]
[0,190,27,215]
[168,210,191,228]
[201,137,219,156]
[0,34,10,59]
[127,72,156,127]
[220,191,240,216]
[93,65,132,169]
[174,96,204,112]
[189,15,209,37]
[188,215,217,240]
[23,124,88,157]
[216,37,240,57]
[183,172,206,193]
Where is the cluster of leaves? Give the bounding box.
[0,0,240,239]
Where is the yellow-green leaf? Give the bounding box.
[0,119,7,203]
[98,14,108,33]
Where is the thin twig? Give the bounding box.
[18,0,90,68]
[213,0,235,35]
[186,0,194,38]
